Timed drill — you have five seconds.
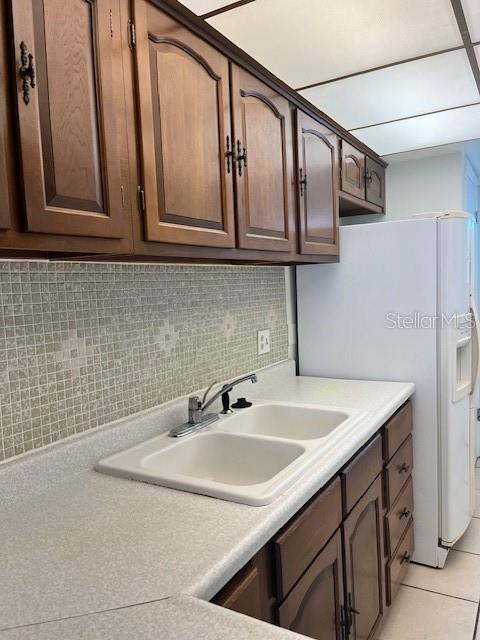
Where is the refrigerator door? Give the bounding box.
[297,218,440,566]
[437,215,472,546]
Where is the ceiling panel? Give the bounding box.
[462,0,480,43]
[300,50,479,129]
[208,0,462,87]
[352,104,480,156]
[178,0,239,15]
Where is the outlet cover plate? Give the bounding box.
[258,329,271,355]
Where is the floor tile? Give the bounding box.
[455,517,480,554]
[378,585,477,640]
[402,550,480,601]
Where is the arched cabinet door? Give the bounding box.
[296,110,338,256]
[133,1,235,248]
[231,66,295,252]
[10,0,129,238]
[366,157,385,208]
[341,141,365,200]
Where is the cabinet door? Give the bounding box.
[343,475,384,640]
[231,65,295,252]
[213,563,263,620]
[0,0,11,229]
[278,530,344,640]
[133,1,235,248]
[296,111,338,256]
[10,0,128,238]
[340,141,365,200]
[365,157,385,208]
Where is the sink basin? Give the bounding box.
[97,401,364,506]
[141,432,305,486]
[218,403,349,440]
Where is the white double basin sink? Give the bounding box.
[97,402,365,506]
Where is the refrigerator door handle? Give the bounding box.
[470,300,480,396]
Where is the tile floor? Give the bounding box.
[379,465,480,640]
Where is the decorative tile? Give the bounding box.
[0,262,288,462]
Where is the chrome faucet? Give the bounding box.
[169,372,258,438]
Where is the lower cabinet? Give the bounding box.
[277,530,344,640]
[343,476,385,640]
[212,400,413,639]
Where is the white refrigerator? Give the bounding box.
[297,212,480,568]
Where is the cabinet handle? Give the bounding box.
[347,592,360,627]
[400,551,411,565]
[365,169,373,185]
[19,41,36,105]
[399,507,411,520]
[225,136,234,174]
[236,140,247,176]
[398,462,410,474]
[299,168,307,196]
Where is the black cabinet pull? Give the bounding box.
[400,551,411,564]
[347,592,360,628]
[299,168,307,196]
[399,507,411,520]
[365,169,373,184]
[398,462,410,474]
[225,136,234,174]
[236,139,247,176]
[19,41,36,105]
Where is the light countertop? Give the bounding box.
[0,361,414,636]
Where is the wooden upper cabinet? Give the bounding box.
[340,141,365,200]
[296,110,338,256]
[0,0,11,231]
[133,1,235,248]
[10,0,129,238]
[231,65,295,252]
[343,476,384,640]
[366,157,385,208]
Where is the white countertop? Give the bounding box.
[0,361,414,636]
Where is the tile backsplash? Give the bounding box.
[0,261,288,462]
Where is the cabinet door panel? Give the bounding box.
[278,530,344,640]
[0,0,11,230]
[296,111,338,256]
[344,475,384,640]
[134,1,235,248]
[341,141,365,200]
[232,66,295,252]
[10,0,128,238]
[366,157,385,208]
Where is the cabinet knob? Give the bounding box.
[400,552,411,565]
[398,462,410,474]
[225,136,234,174]
[299,168,307,196]
[236,140,247,176]
[399,507,411,520]
[19,41,36,105]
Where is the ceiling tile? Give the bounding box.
[177,0,239,15]
[299,50,479,130]
[208,0,462,86]
[462,0,480,43]
[352,104,480,155]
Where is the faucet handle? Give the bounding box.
[188,396,201,410]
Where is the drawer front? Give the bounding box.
[383,401,412,461]
[341,434,383,516]
[386,519,414,605]
[213,562,262,619]
[274,477,342,599]
[385,477,414,557]
[384,435,413,509]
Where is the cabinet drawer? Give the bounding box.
[383,402,412,461]
[386,520,414,605]
[384,435,413,509]
[341,434,383,516]
[213,562,263,619]
[273,477,342,600]
[385,477,414,557]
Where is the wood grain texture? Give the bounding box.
[340,140,365,200]
[134,1,235,248]
[296,109,339,256]
[343,475,385,640]
[384,477,414,557]
[384,435,413,510]
[0,0,13,229]
[277,530,344,640]
[274,477,342,600]
[386,519,414,605]
[231,65,295,252]
[366,157,385,208]
[382,401,413,461]
[341,434,383,516]
[212,563,263,619]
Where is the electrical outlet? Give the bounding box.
[258,329,271,355]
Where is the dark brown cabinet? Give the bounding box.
[231,66,295,253]
[295,110,338,256]
[343,476,385,640]
[365,157,385,208]
[278,531,344,640]
[339,141,386,216]
[10,0,130,239]
[133,1,236,248]
[340,141,365,201]
[212,562,264,620]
